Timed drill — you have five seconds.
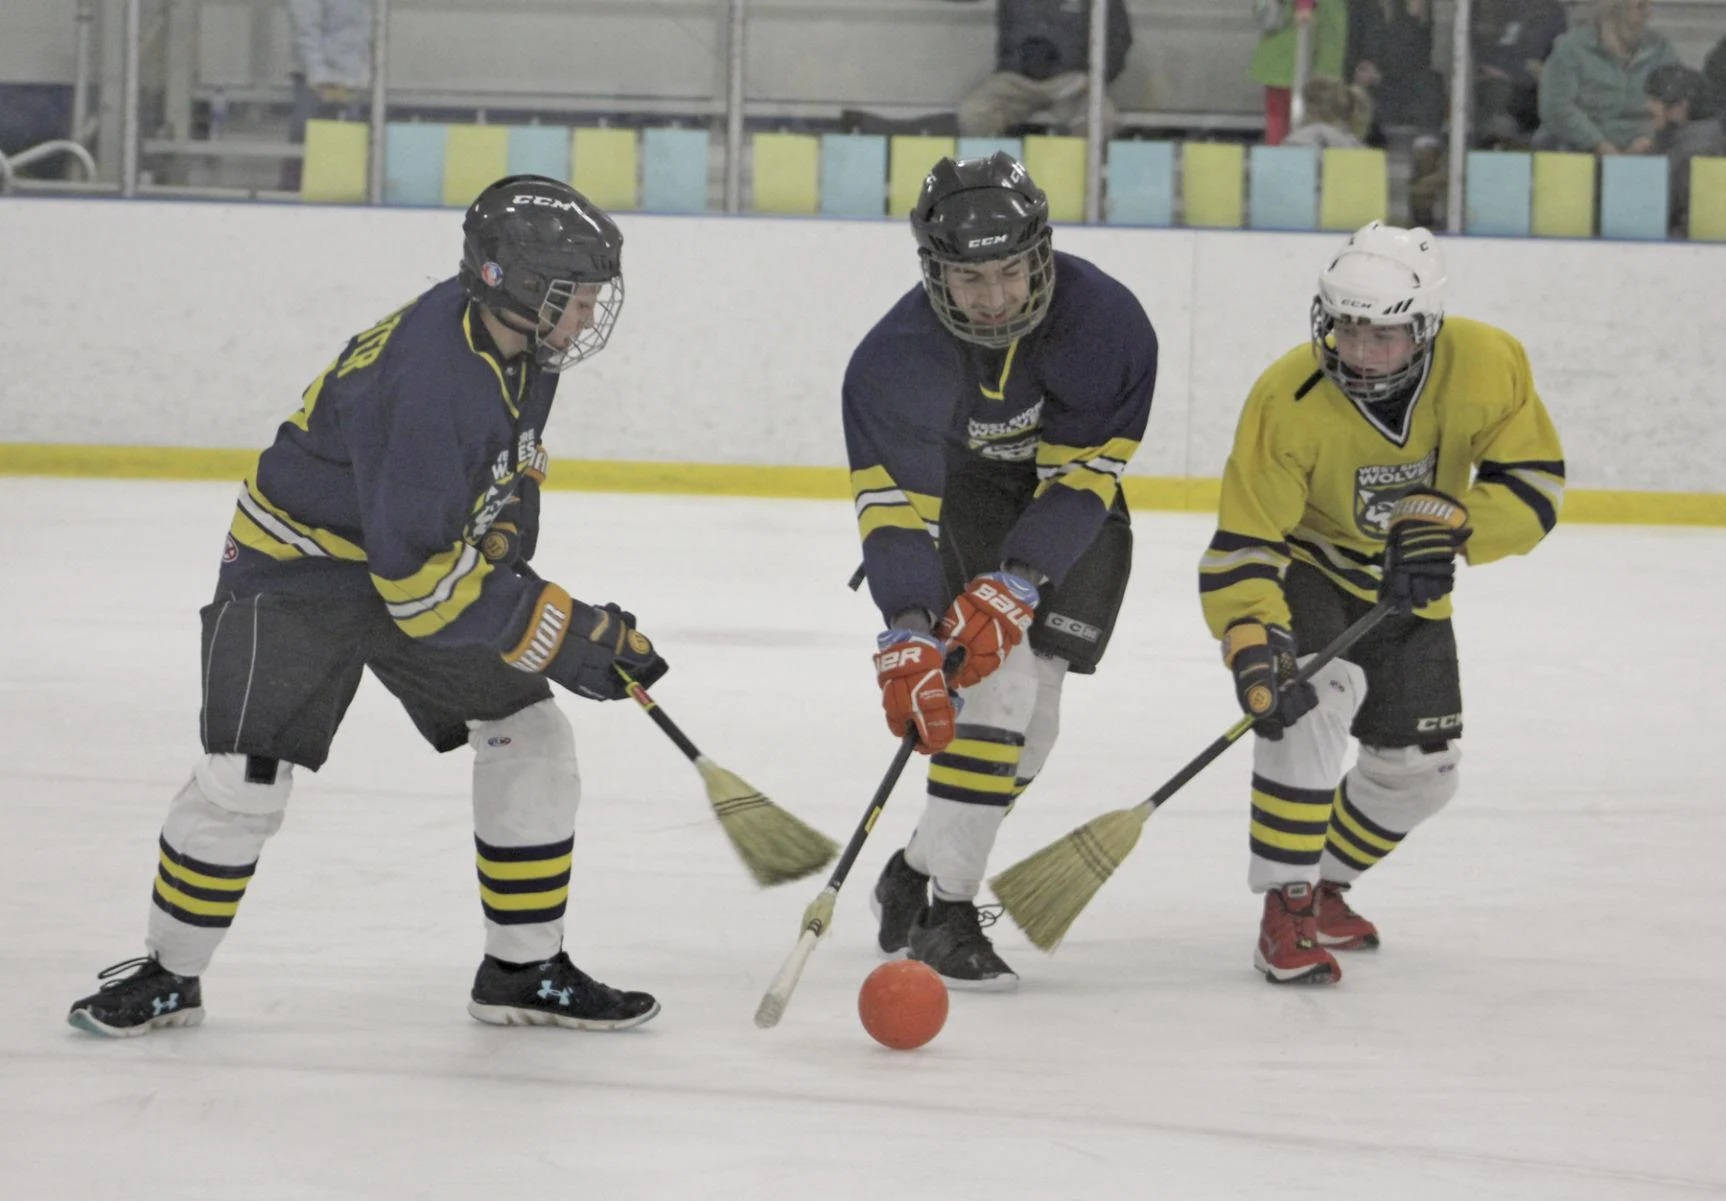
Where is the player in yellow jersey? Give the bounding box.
[1198,222,1564,984]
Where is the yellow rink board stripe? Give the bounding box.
[1,444,1722,526]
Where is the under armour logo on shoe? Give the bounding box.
[537,980,573,1007]
[151,993,179,1016]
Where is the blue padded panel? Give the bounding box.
[383,122,447,207]
[957,136,1025,161]
[1105,140,1173,226]
[1464,151,1532,237]
[1249,144,1318,230]
[819,133,888,217]
[507,125,571,181]
[642,127,710,213]
[1599,154,1668,240]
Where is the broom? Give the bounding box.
[990,601,1397,950]
[617,669,838,886]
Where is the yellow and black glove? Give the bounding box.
[1222,620,1317,741]
[1382,489,1471,611]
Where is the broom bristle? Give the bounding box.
[989,807,1148,951]
[703,763,839,886]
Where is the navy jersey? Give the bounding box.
[218,276,555,649]
[842,251,1158,623]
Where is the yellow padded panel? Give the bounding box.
[1318,147,1388,230]
[300,119,368,204]
[571,127,639,211]
[889,135,958,219]
[1181,142,1244,228]
[751,133,819,214]
[1531,152,1595,238]
[442,125,510,208]
[1687,156,1726,241]
[1023,135,1087,222]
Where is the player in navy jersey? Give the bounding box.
[845,152,1159,988]
[69,176,669,1036]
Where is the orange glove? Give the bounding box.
[938,571,1040,689]
[874,630,957,753]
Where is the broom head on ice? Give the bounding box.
[989,805,1149,951]
[696,757,838,886]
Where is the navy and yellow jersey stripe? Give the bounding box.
[842,251,1158,623]
[1200,316,1565,640]
[216,277,558,648]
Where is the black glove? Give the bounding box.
[500,584,669,702]
[1222,620,1317,741]
[1381,489,1470,611]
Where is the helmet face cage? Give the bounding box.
[1310,297,1438,404]
[533,275,624,372]
[920,234,1055,349]
[911,152,1055,348]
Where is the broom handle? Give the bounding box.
[1136,601,1398,816]
[825,732,919,892]
[617,670,703,763]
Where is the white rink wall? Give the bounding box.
[2,195,1722,493]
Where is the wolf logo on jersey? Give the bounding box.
[1353,451,1436,538]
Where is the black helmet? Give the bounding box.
[458,174,624,371]
[909,153,1055,348]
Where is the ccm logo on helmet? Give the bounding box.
[512,194,584,211]
[967,234,1009,248]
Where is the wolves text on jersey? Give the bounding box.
[1354,449,1436,538]
[967,398,1044,462]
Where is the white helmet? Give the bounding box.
[1310,222,1446,403]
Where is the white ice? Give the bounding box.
[2,479,1723,1201]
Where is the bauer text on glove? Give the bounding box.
[874,630,957,753]
[938,570,1040,689]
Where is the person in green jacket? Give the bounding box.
[1251,0,1349,144]
[1535,0,1677,153]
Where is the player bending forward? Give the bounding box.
[847,153,1158,989]
[68,175,669,1035]
[1200,222,1563,984]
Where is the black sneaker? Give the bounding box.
[468,951,660,1030]
[68,956,204,1037]
[870,849,930,955]
[908,899,1019,992]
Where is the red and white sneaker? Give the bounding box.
[1253,882,1341,985]
[1315,880,1380,950]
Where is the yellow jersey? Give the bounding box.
[1199,316,1564,638]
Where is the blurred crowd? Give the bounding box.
[1251,0,1726,232]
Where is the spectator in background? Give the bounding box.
[1703,31,1726,116]
[1283,76,1370,147]
[281,0,373,190]
[1471,0,1569,147]
[1645,64,1726,236]
[1535,0,1676,154]
[1346,0,1445,143]
[957,0,1133,137]
[1251,0,1349,146]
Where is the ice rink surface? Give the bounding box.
[2,479,1723,1201]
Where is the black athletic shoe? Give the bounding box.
[870,849,931,955]
[908,899,1018,991]
[68,956,204,1037]
[468,951,660,1030]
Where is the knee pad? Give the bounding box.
[1346,740,1462,833]
[469,699,580,839]
[1252,656,1367,792]
[468,697,577,764]
[953,640,1040,734]
[1017,653,1068,784]
[193,753,294,817]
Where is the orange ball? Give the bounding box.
[858,960,948,1050]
